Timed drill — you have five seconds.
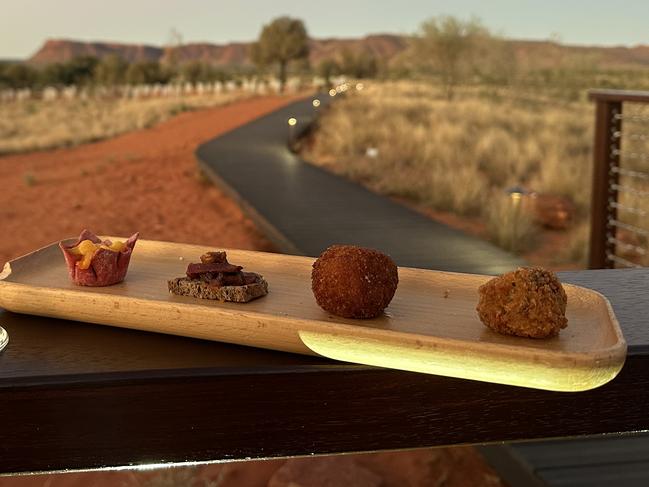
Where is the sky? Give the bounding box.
[2,0,649,59]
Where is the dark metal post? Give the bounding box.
[588,99,622,269]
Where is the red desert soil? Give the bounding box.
[0,96,300,264]
[0,448,505,487]
[0,97,505,486]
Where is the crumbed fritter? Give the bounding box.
[311,245,399,319]
[476,267,568,338]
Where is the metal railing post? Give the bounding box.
[589,99,622,269]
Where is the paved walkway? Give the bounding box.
[196,94,522,274]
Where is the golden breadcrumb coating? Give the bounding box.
[476,267,568,338]
[311,245,398,319]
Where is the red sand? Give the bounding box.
[0,96,299,264]
[0,96,505,486]
[0,448,505,487]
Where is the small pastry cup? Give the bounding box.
[60,229,139,287]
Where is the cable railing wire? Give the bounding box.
[589,90,649,268]
[611,149,649,161]
[610,201,648,217]
[613,113,649,123]
[610,183,649,199]
[608,219,649,237]
[606,252,643,268]
[607,236,647,256]
[610,166,649,181]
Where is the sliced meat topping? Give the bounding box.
[185,251,256,288]
[186,262,242,279]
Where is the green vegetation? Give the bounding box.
[251,16,310,91]
[3,14,648,266]
[317,59,339,85]
[301,15,649,265]
[123,61,171,85]
[339,49,379,79]
[2,13,649,96]
[302,81,593,257]
[94,54,128,85]
[304,75,649,265]
[409,16,499,99]
[0,63,38,88]
[0,56,233,90]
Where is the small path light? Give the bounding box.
[287,117,297,146]
[505,186,530,252]
[506,186,528,205]
[312,99,321,108]
[329,89,336,97]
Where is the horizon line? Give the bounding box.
[11,33,649,61]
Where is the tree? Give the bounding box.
[162,28,184,69]
[65,56,99,85]
[181,60,207,83]
[94,54,128,86]
[181,61,200,83]
[317,58,339,85]
[1,63,37,88]
[125,61,169,85]
[40,62,70,86]
[251,16,309,92]
[474,36,517,86]
[339,49,379,79]
[410,16,491,99]
[339,49,357,77]
[39,58,98,87]
[0,64,7,88]
[356,51,379,78]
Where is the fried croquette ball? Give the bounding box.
[311,245,399,319]
[476,267,568,338]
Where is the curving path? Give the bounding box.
[196,94,523,274]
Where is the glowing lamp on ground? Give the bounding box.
[329,89,336,97]
[506,186,528,206]
[312,99,321,107]
[288,117,297,126]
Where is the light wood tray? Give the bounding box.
[0,238,626,391]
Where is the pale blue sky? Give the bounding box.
[1,0,648,59]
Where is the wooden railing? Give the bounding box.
[589,90,649,269]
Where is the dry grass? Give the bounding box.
[0,92,249,154]
[303,81,595,255]
[562,221,591,267]
[486,194,538,253]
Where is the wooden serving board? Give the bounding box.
[0,238,626,391]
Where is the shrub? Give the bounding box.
[485,193,538,254]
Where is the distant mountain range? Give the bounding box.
[27,35,649,69]
[28,35,408,67]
